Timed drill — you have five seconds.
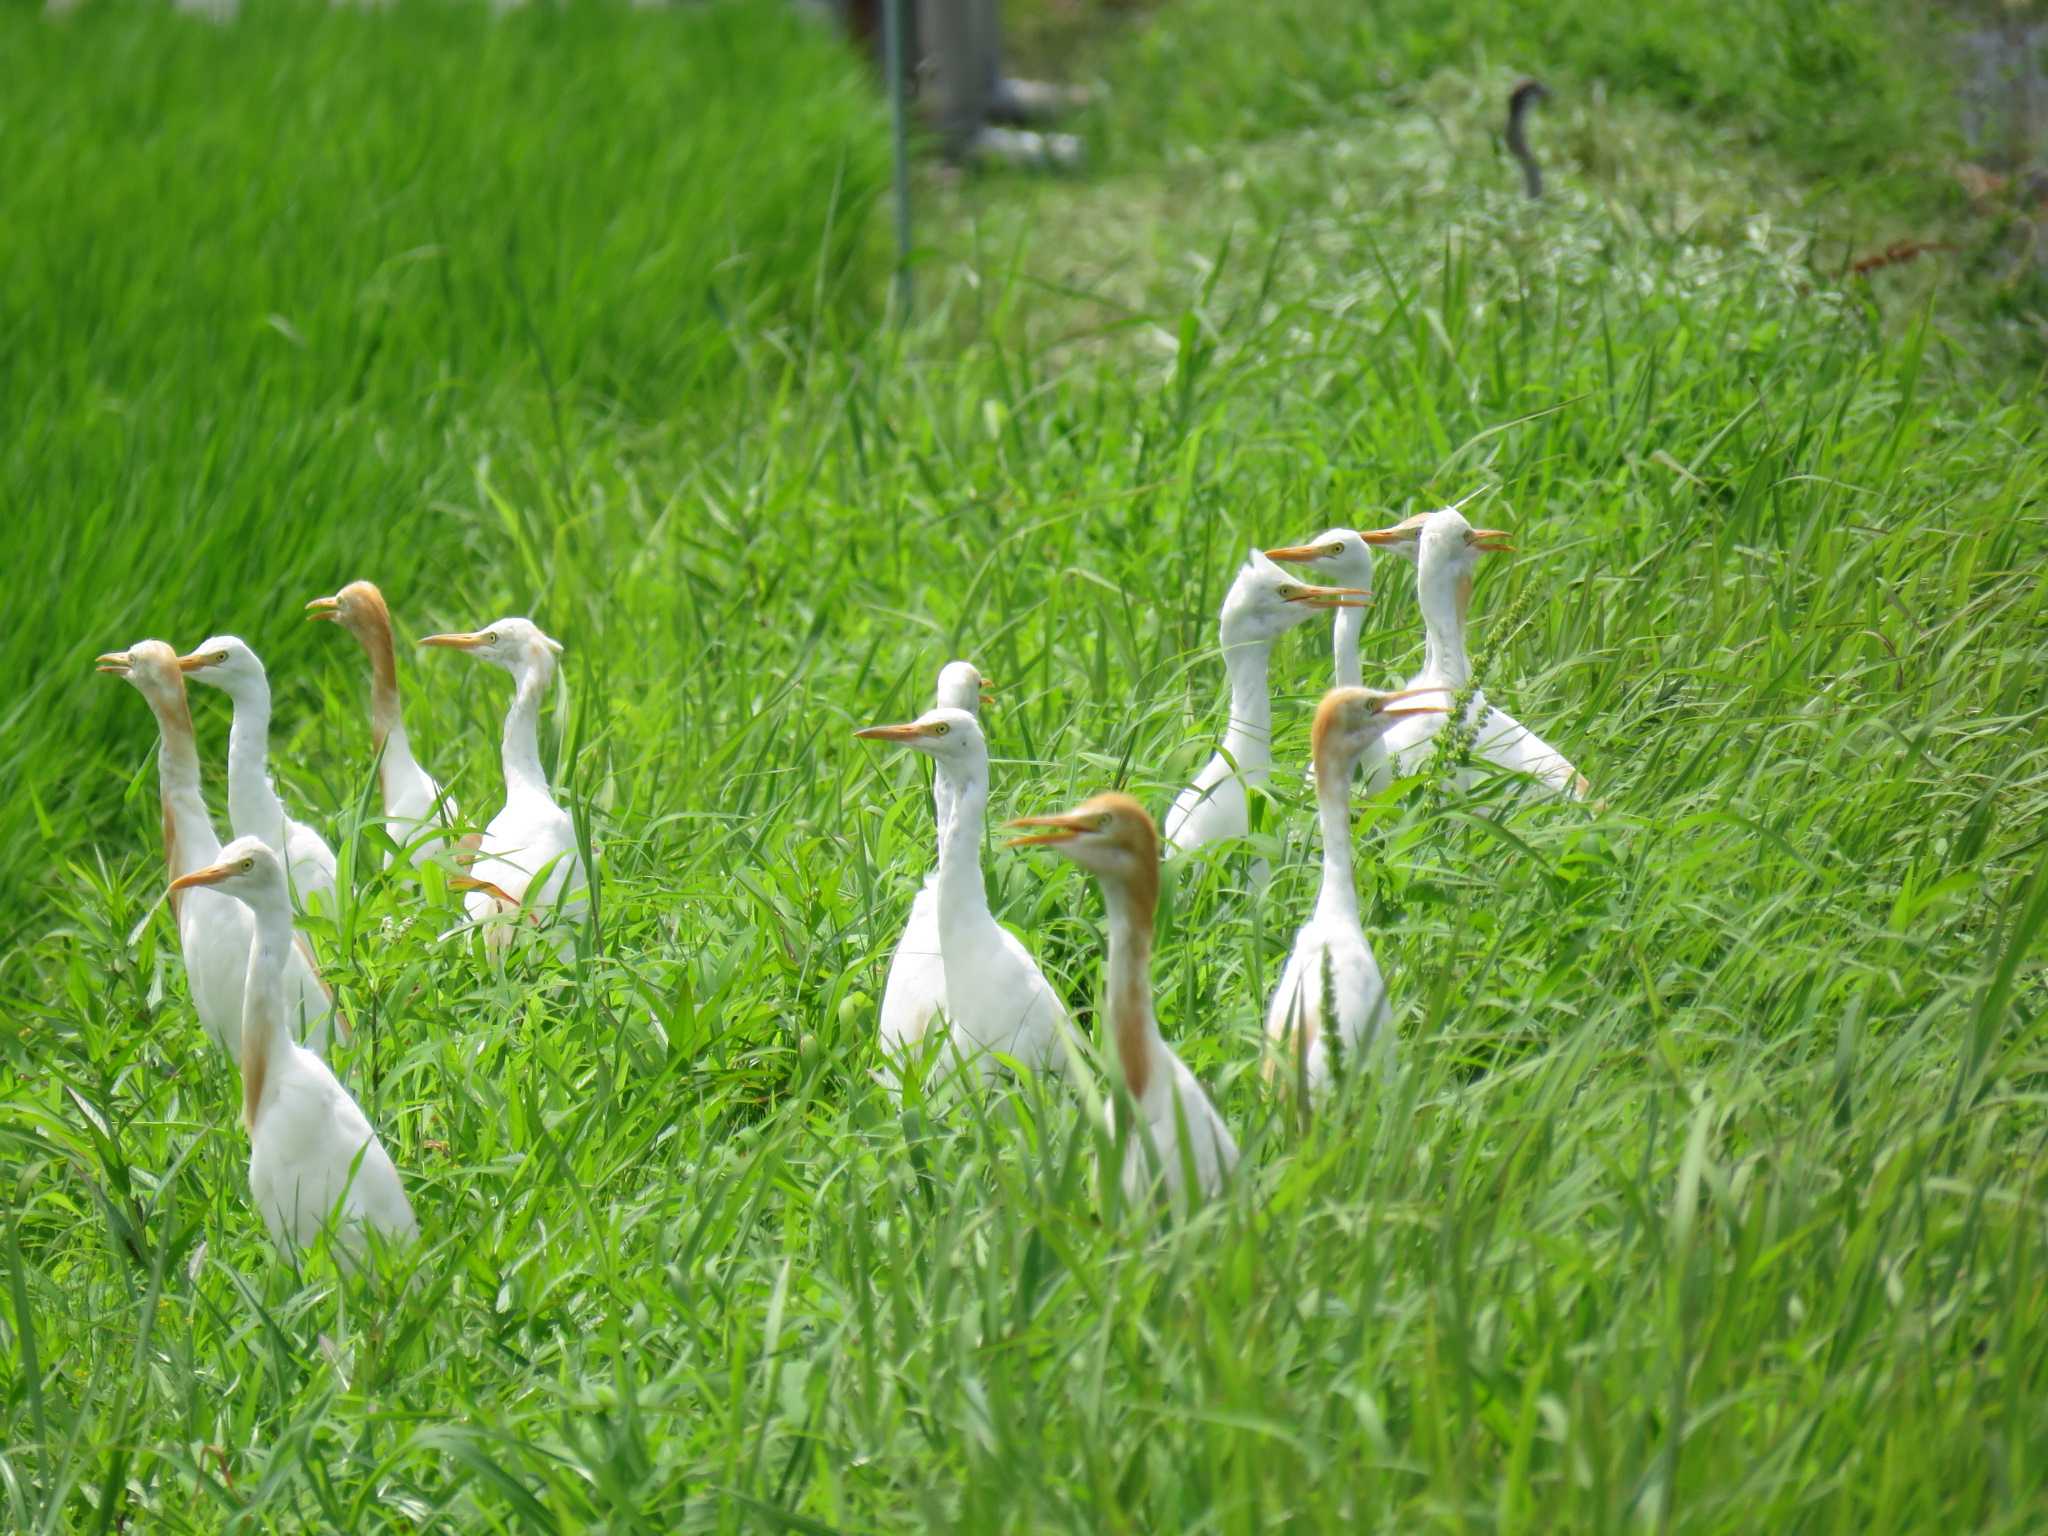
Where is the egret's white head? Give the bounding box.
[1006,792,1161,894]
[1360,503,1512,570]
[305,580,393,641]
[176,635,269,699]
[167,834,289,909]
[1364,505,1511,621]
[853,706,987,766]
[1311,686,1449,778]
[1263,528,1376,593]
[419,616,563,675]
[95,638,188,708]
[1219,549,1368,645]
[934,660,995,716]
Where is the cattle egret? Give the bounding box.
[856,704,1065,1088]
[171,837,416,1268]
[419,618,587,955]
[1009,793,1237,1208]
[1165,550,1367,864]
[306,581,464,866]
[1266,687,1445,1096]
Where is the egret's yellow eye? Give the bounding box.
[215,651,229,662]
[241,858,254,871]
[484,631,498,644]
[1328,543,1344,556]
[1094,814,1112,831]
[934,722,950,736]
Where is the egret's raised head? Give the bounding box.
[96,638,186,705]
[306,580,392,639]
[176,635,268,697]
[934,660,995,715]
[1311,685,1449,777]
[1006,791,1159,884]
[419,616,562,675]
[1220,548,1369,645]
[1361,498,1511,568]
[1263,528,1375,592]
[168,834,288,906]
[853,706,985,763]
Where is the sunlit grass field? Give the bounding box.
[3,1,2045,1530]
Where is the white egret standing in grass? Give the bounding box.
[97,642,341,1059]
[1008,793,1238,1208]
[419,618,586,954]
[872,661,997,1086]
[855,705,1064,1086]
[1362,505,1589,799]
[306,581,463,867]
[1266,687,1446,1096]
[171,837,416,1268]
[1164,550,1369,861]
[176,637,339,913]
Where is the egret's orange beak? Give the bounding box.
[1263,542,1339,564]
[168,859,236,895]
[1003,812,1092,849]
[979,677,997,704]
[1467,528,1515,553]
[174,651,219,674]
[853,721,932,743]
[450,874,521,907]
[1359,518,1426,548]
[94,651,132,676]
[1287,583,1371,609]
[419,631,486,650]
[305,595,341,623]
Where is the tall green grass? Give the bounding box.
[1085,0,1959,196]
[2,2,2045,1531]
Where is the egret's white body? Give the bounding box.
[1265,688,1445,1096]
[1164,551,1369,864]
[307,581,462,866]
[178,637,338,914]
[1010,794,1237,1209]
[857,706,1064,1088]
[1364,507,1587,799]
[875,662,995,1074]
[421,618,586,955]
[171,838,416,1267]
[98,643,339,1060]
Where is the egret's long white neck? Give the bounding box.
[147,688,220,886]
[240,894,295,1129]
[224,677,289,845]
[1312,745,1360,924]
[1417,555,1473,687]
[1099,870,1164,1103]
[500,648,554,801]
[932,752,992,929]
[925,704,979,845]
[1333,606,1365,691]
[927,766,953,862]
[359,613,423,786]
[1217,633,1276,783]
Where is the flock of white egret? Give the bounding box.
[94,499,1583,1266]
[858,499,1585,1209]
